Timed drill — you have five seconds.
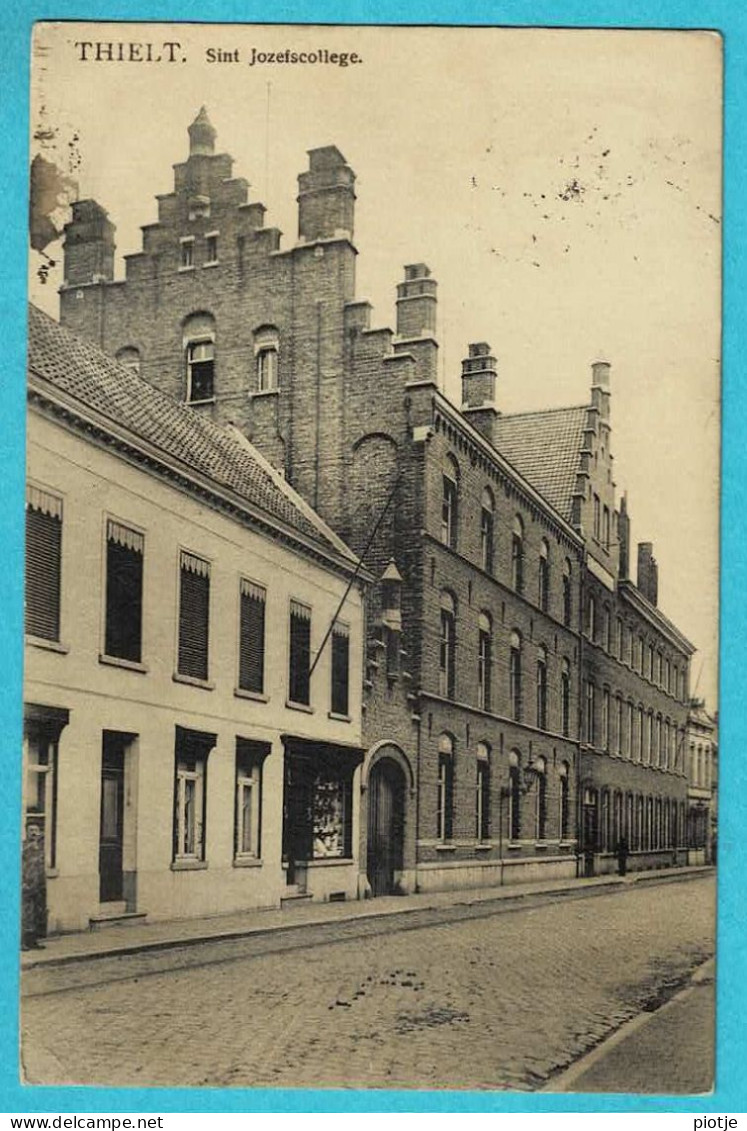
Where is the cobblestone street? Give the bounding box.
[21,876,715,1092]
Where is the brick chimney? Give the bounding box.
[637,542,658,605]
[297,146,356,242]
[62,199,116,287]
[393,264,438,385]
[461,343,499,444]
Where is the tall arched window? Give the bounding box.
[509,750,522,841]
[254,325,280,392]
[655,714,663,767]
[586,680,596,745]
[480,488,494,574]
[439,591,456,699]
[538,540,550,612]
[535,756,548,840]
[637,705,644,762]
[511,516,524,594]
[437,733,455,841]
[561,658,571,737]
[562,559,572,627]
[509,630,522,721]
[476,743,490,842]
[602,687,610,751]
[625,700,633,759]
[536,645,547,730]
[648,711,655,765]
[441,456,459,549]
[603,605,612,652]
[615,694,623,756]
[663,720,670,770]
[183,312,216,404]
[477,612,492,712]
[588,594,596,641]
[559,761,570,840]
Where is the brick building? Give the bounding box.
[24,304,367,937]
[686,700,717,865]
[57,108,697,893]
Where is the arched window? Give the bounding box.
[648,711,655,765]
[613,791,623,849]
[254,325,280,392]
[509,631,522,721]
[561,658,571,738]
[663,720,670,770]
[476,742,490,842]
[603,604,612,652]
[616,616,624,661]
[602,687,610,752]
[562,559,572,627]
[538,540,550,612]
[559,761,570,840]
[666,659,672,694]
[536,645,547,730]
[115,345,141,374]
[511,516,524,594]
[600,789,611,851]
[625,700,633,759]
[437,734,455,841]
[509,750,522,840]
[535,756,547,840]
[649,643,655,681]
[637,705,644,762]
[615,694,623,756]
[183,313,216,404]
[477,612,492,712]
[655,715,663,767]
[480,488,494,573]
[588,594,596,641]
[625,793,634,847]
[441,456,459,549]
[637,635,645,674]
[439,591,456,699]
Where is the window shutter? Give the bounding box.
[239,580,266,693]
[289,601,311,705]
[105,521,144,661]
[25,491,62,640]
[179,553,210,679]
[331,625,350,715]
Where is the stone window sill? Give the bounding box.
[474,842,493,851]
[435,843,456,853]
[26,635,69,655]
[173,672,215,691]
[171,859,208,871]
[99,653,148,674]
[328,711,352,723]
[233,856,263,869]
[234,687,269,703]
[308,857,354,868]
[249,388,280,400]
[286,699,314,714]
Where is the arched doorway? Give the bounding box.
[367,758,406,896]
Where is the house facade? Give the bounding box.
[686,700,718,865]
[56,109,700,895]
[24,305,367,937]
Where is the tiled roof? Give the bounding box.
[27,304,357,566]
[492,405,588,523]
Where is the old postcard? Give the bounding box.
[22,22,720,1094]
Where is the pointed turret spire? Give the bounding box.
[188,107,217,156]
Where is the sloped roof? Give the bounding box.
[492,405,588,522]
[27,304,358,568]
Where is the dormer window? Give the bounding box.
[180,238,195,270]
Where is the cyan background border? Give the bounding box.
[2,0,741,1114]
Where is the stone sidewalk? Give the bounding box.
[22,864,712,970]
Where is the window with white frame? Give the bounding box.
[234,738,269,859]
[205,232,219,264]
[180,237,195,269]
[559,761,570,840]
[186,339,215,403]
[331,621,350,716]
[24,725,61,870]
[25,485,63,642]
[173,728,215,863]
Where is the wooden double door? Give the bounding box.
[367,759,405,897]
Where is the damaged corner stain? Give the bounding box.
[29,153,78,283]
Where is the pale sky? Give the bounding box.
[29,23,722,708]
